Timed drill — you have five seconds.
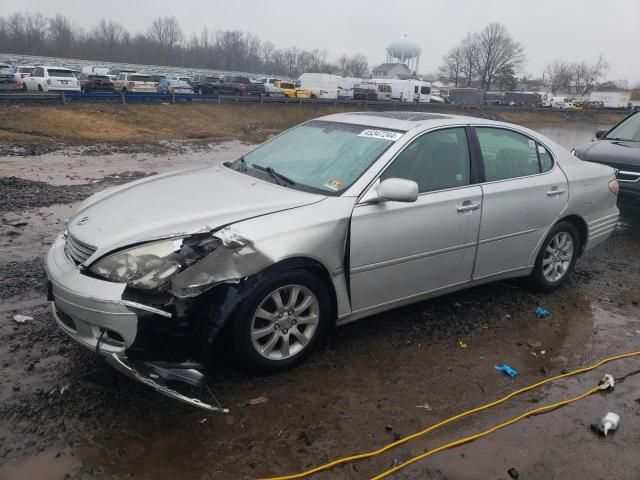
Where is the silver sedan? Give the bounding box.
[45,112,619,409]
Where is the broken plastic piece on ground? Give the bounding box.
[535,306,550,318]
[508,467,520,479]
[591,411,620,436]
[13,314,33,323]
[494,364,518,377]
[416,403,432,410]
[598,373,615,391]
[239,396,269,407]
[106,353,229,413]
[458,339,468,349]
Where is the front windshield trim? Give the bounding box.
[225,120,406,196]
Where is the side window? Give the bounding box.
[380,128,471,193]
[537,144,553,172]
[476,128,541,181]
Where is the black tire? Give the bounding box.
[528,221,580,292]
[231,269,331,373]
[122,88,127,94]
[22,83,27,92]
[37,84,43,92]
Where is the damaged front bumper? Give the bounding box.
[45,234,228,412]
[106,353,228,412]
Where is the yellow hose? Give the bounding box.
[369,385,600,480]
[259,350,640,480]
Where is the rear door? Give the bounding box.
[472,126,568,279]
[349,127,482,313]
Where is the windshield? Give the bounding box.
[605,113,640,142]
[233,120,403,194]
[48,69,74,77]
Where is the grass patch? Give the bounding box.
[0,103,627,148]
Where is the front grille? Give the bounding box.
[64,234,97,264]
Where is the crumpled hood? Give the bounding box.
[66,165,323,258]
[576,139,640,168]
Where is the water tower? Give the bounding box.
[386,35,422,73]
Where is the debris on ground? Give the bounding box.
[458,339,468,348]
[591,412,620,436]
[508,467,520,478]
[535,306,551,318]
[239,396,269,407]
[527,340,543,349]
[416,402,432,410]
[494,364,518,377]
[13,314,33,323]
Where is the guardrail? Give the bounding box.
[0,91,634,114]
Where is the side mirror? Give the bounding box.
[595,129,607,139]
[376,178,419,203]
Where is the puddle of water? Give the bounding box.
[0,140,252,186]
[526,121,614,150]
[0,449,80,480]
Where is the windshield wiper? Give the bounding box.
[251,164,296,186]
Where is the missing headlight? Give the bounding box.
[89,235,221,291]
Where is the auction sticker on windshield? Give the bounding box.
[358,129,403,141]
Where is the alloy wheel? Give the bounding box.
[250,284,320,360]
[542,232,574,282]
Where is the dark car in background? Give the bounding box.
[78,73,115,93]
[0,71,23,91]
[574,111,640,208]
[189,74,220,94]
[213,75,264,96]
[353,87,377,100]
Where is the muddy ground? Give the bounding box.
[1,121,640,480]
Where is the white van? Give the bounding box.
[296,73,339,99]
[371,78,414,102]
[23,66,80,92]
[337,76,359,99]
[410,80,432,103]
[362,81,393,101]
[550,96,574,109]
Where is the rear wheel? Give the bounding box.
[528,221,580,291]
[231,270,331,373]
[37,84,43,92]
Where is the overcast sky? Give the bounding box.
[3,0,639,83]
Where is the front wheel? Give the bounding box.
[231,270,331,373]
[528,221,580,291]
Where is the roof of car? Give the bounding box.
[318,111,490,131]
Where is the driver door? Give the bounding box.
[349,127,482,313]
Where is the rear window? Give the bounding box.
[280,82,295,89]
[18,67,34,73]
[130,75,152,82]
[48,69,74,78]
[235,76,250,84]
[89,75,110,80]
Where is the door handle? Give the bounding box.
[457,201,481,212]
[547,188,566,196]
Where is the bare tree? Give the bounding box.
[339,53,368,77]
[460,33,478,87]
[48,14,76,54]
[148,16,183,64]
[440,45,465,87]
[570,54,608,95]
[474,23,524,91]
[546,60,572,94]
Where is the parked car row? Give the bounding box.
[0,63,434,102]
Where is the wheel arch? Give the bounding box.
[556,214,588,255]
[196,256,338,368]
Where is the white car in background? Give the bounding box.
[23,66,80,92]
[113,72,157,93]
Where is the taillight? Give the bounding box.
[608,179,619,195]
[128,81,135,87]
[47,79,51,85]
